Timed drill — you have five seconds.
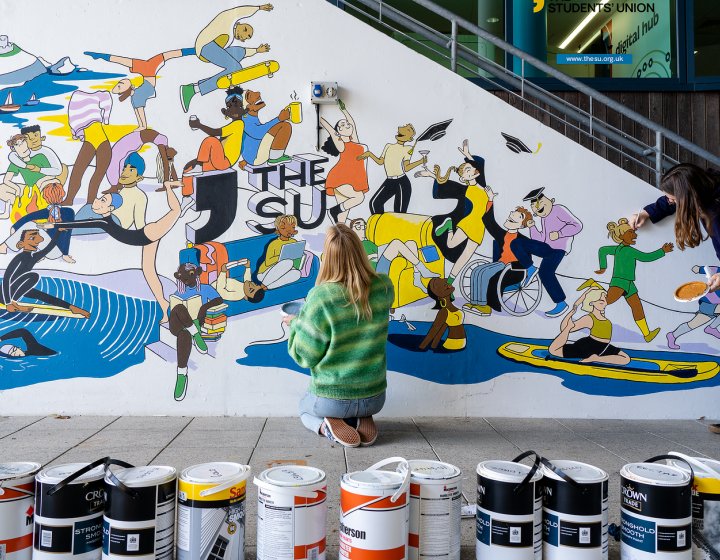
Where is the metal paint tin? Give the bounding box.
[0,462,41,560]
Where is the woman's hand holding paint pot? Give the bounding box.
[628,209,650,229]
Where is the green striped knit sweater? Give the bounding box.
[288,274,395,399]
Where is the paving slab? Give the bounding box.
[0,416,45,438]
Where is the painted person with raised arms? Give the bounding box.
[285,224,394,448]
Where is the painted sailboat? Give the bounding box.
[25,93,39,106]
[0,91,21,112]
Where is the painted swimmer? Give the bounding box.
[0,328,56,358]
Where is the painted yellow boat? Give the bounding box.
[0,302,87,319]
[498,342,720,383]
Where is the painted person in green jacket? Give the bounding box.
[286,223,394,448]
[596,218,673,342]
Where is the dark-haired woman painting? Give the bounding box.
[319,100,369,224]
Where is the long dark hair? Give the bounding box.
[660,163,720,250]
[321,122,342,157]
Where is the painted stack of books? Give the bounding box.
[201,303,228,342]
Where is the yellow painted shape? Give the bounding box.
[38,114,137,144]
[498,342,720,384]
[0,302,86,319]
[216,60,280,89]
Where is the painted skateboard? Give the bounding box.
[216,60,280,89]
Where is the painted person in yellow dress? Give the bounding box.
[419,277,466,351]
[416,139,490,284]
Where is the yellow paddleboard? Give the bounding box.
[0,302,87,319]
[498,342,719,384]
[216,60,280,89]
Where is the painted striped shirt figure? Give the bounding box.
[67,90,112,141]
[287,223,394,448]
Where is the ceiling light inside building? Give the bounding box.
[486,17,500,23]
[559,0,610,50]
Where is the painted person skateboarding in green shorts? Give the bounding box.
[596,217,673,342]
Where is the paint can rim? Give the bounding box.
[180,462,251,485]
[0,461,42,482]
[256,465,326,488]
[36,462,105,484]
[620,462,691,486]
[342,469,405,490]
[400,459,462,481]
[476,460,542,483]
[540,459,609,483]
[106,465,177,487]
[667,457,720,479]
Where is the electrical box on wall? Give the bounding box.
[311,81,338,104]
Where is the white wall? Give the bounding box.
[0,0,717,417]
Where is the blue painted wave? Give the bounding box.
[237,321,720,397]
[0,69,123,127]
[0,276,159,388]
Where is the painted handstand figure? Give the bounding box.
[549,280,630,365]
[42,181,183,322]
[86,49,194,129]
[419,277,466,351]
[1,229,89,317]
[597,218,673,342]
[667,265,720,349]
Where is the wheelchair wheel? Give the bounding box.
[496,266,543,316]
[458,257,490,302]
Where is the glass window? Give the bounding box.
[544,0,677,79]
[693,0,720,77]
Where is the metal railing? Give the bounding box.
[330,0,720,187]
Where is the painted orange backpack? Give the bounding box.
[195,241,229,285]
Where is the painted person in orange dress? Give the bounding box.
[319,100,369,224]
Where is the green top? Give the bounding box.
[362,239,379,270]
[598,244,665,281]
[7,153,50,187]
[288,274,395,399]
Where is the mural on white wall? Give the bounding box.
[0,0,718,414]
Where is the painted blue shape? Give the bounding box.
[236,320,720,397]
[0,276,160,389]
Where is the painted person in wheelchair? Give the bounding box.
[463,188,533,316]
[420,277,466,351]
[549,280,630,366]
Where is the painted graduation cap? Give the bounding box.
[502,132,541,154]
[523,187,545,202]
[416,119,453,142]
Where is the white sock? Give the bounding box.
[187,323,200,336]
[177,366,188,376]
[672,323,692,339]
[416,262,439,278]
[269,149,284,159]
[193,84,199,93]
[413,270,425,290]
[709,316,720,329]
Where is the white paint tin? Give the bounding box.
[177,462,251,560]
[540,459,609,560]
[254,465,327,560]
[620,461,692,560]
[396,460,461,560]
[340,457,411,560]
[667,452,720,560]
[476,459,543,560]
[102,466,177,560]
[0,462,41,560]
[33,463,106,560]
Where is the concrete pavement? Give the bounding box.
[1,415,718,559]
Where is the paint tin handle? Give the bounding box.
[645,454,695,488]
[366,457,410,503]
[668,451,720,478]
[199,467,252,497]
[104,461,141,500]
[511,450,541,493]
[48,456,112,496]
[253,477,320,499]
[540,457,586,493]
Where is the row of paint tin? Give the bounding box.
[0,452,718,560]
